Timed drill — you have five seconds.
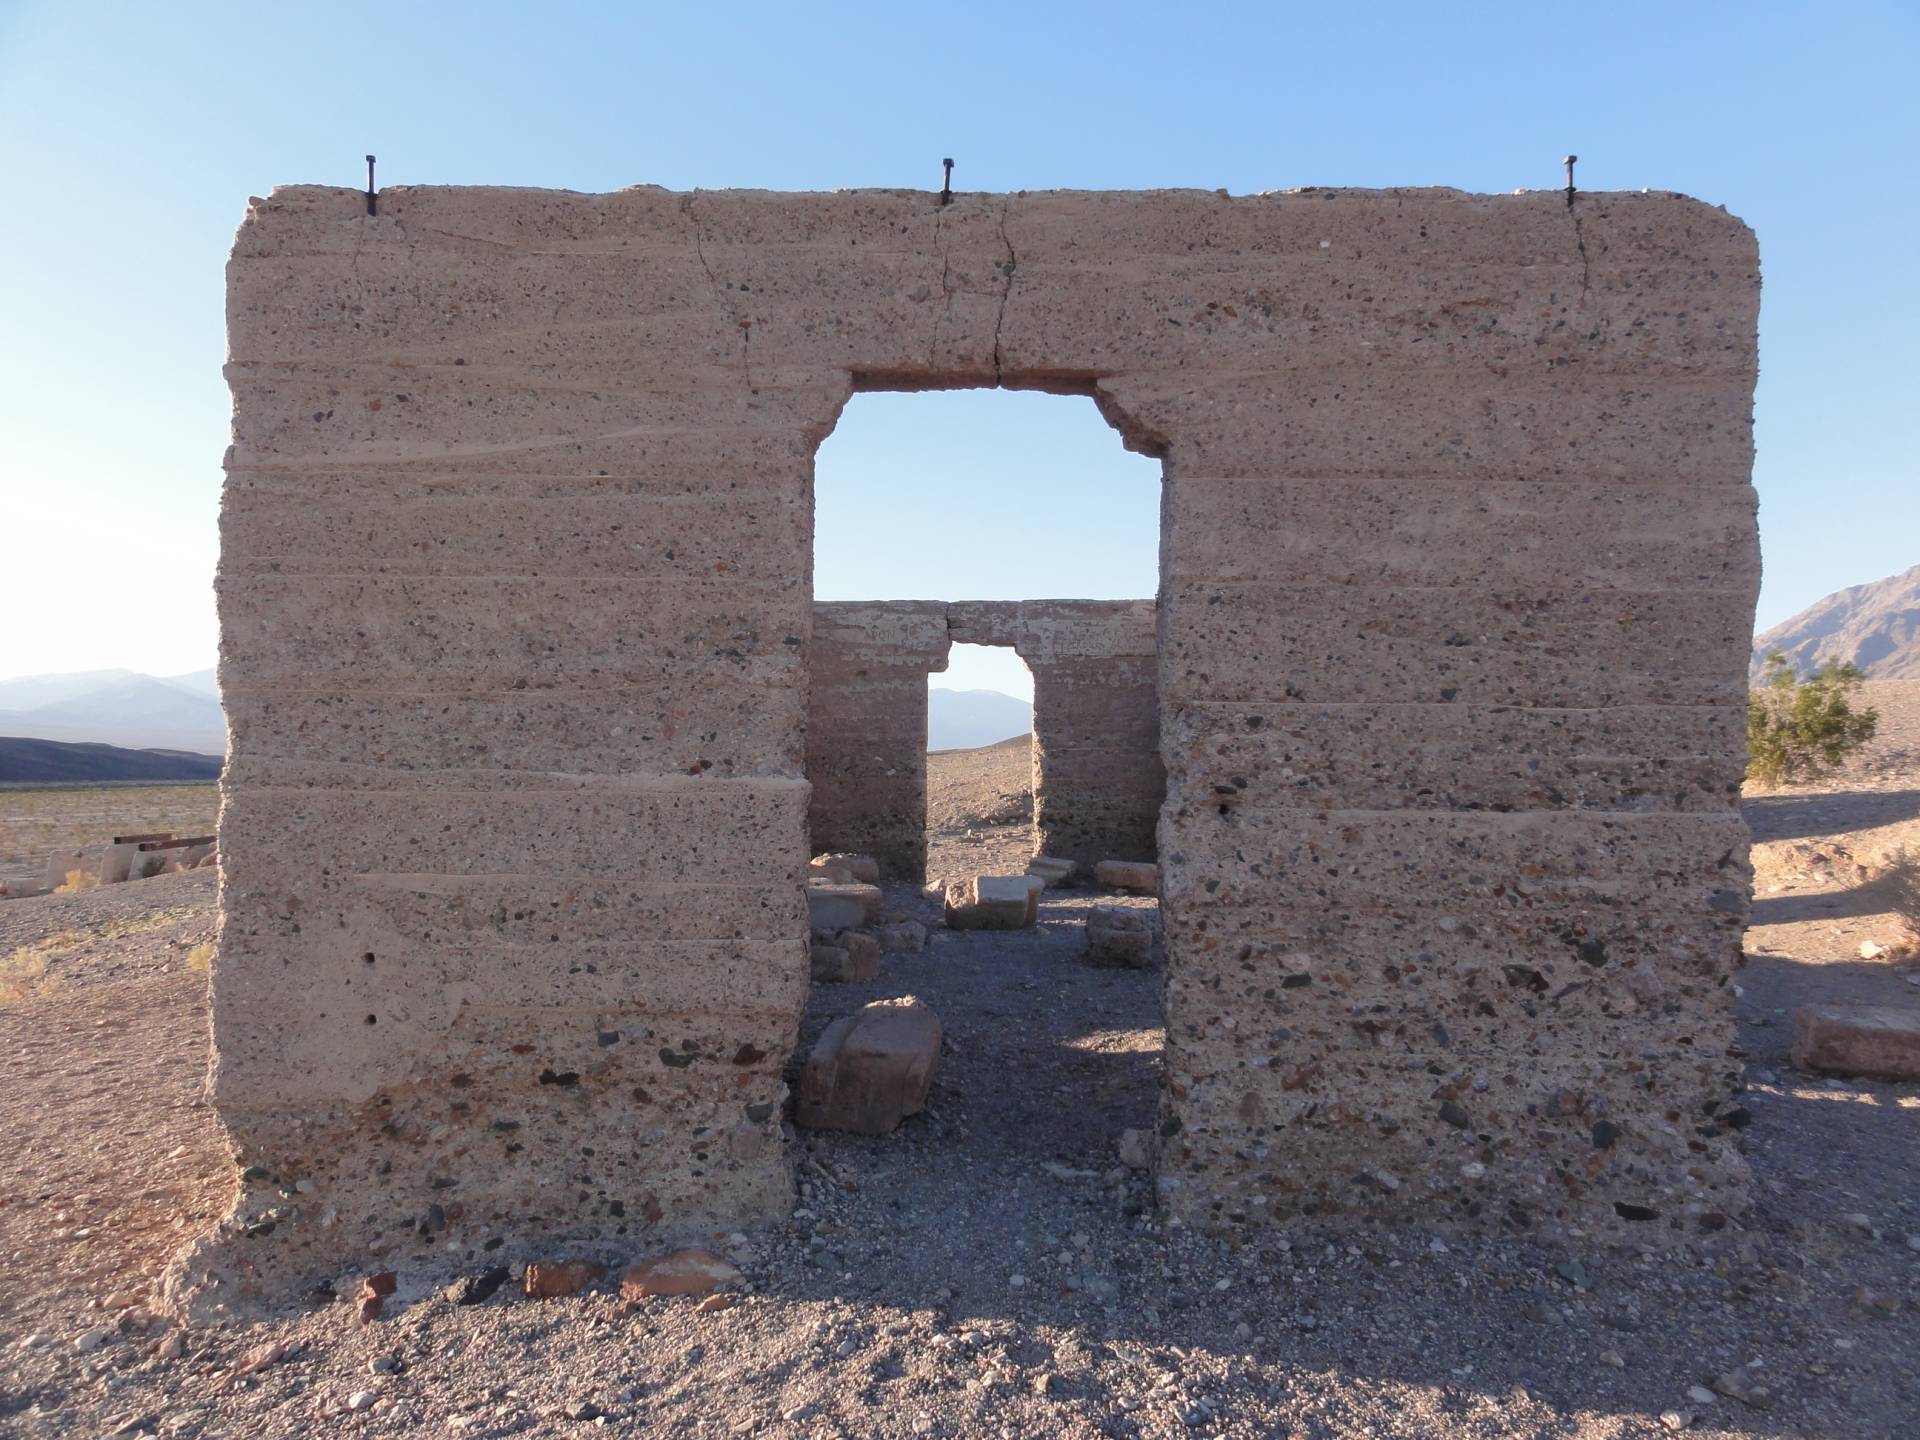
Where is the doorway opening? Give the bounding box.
[927,641,1035,883]
[796,384,1168,1193]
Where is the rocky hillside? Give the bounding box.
[927,687,1031,751]
[1753,563,1920,681]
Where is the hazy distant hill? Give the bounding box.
[0,667,225,754]
[929,688,1031,751]
[1753,564,1920,681]
[0,736,222,784]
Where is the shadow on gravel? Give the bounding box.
[1748,882,1893,925]
[1743,787,1920,843]
[750,891,1920,1438]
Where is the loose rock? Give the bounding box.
[523,1260,606,1299]
[794,996,942,1135]
[621,1247,742,1300]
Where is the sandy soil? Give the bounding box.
[926,735,1038,881]
[2,703,1917,1439]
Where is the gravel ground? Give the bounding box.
[2,717,1918,1438]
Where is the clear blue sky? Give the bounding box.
[2,2,1913,696]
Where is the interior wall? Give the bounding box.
[806,601,951,877]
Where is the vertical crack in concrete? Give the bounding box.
[991,196,1017,384]
[929,207,955,371]
[683,192,752,391]
[1567,197,1593,302]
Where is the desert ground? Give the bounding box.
[1,693,1916,1439]
[0,783,217,895]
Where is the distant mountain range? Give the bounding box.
[0,667,224,755]
[0,737,223,785]
[1753,564,1920,682]
[929,687,1031,751]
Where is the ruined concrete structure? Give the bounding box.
[185,182,1760,1308]
[807,599,1161,877]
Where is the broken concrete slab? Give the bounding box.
[1026,855,1078,889]
[1791,1004,1920,1081]
[811,852,880,884]
[1086,906,1156,969]
[46,841,139,890]
[809,943,852,982]
[807,882,883,934]
[795,996,943,1135]
[876,921,928,955]
[944,874,1044,930]
[810,930,881,982]
[1094,859,1159,895]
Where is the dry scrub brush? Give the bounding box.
[1878,847,1920,953]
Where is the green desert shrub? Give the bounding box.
[1746,651,1879,787]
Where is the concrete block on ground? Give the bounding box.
[944,874,1044,930]
[1026,855,1078,888]
[1086,905,1156,969]
[1791,1004,1920,1081]
[1094,859,1159,895]
[810,943,852,982]
[811,852,881,884]
[46,842,140,890]
[839,930,882,980]
[807,882,883,934]
[811,931,881,983]
[795,997,943,1135]
[876,920,928,955]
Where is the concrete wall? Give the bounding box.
[189,183,1759,1307]
[807,602,949,878]
[806,599,1161,877]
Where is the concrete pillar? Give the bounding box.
[806,602,950,879]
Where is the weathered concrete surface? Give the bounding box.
[806,603,950,878]
[197,183,1759,1304]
